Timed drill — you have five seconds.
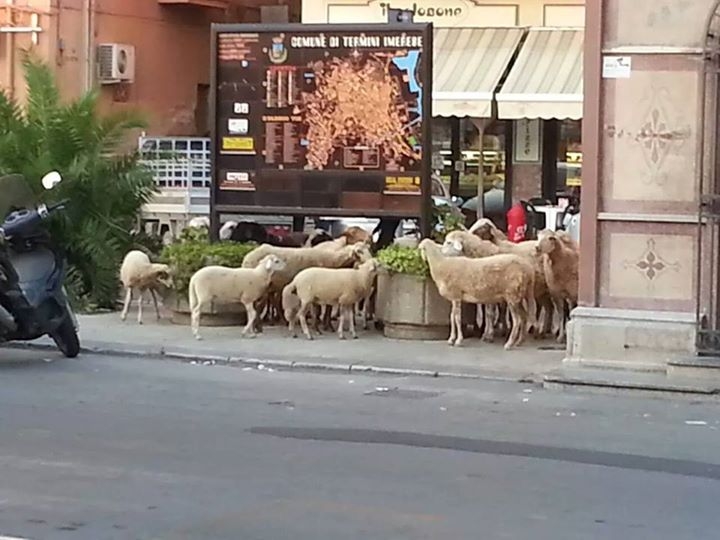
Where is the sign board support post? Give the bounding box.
[386,8,433,238]
[209,29,219,243]
[420,23,433,239]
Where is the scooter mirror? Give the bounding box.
[41,171,63,190]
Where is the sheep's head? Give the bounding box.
[441,237,464,257]
[219,221,238,241]
[359,258,380,274]
[536,231,559,255]
[351,243,373,263]
[151,264,173,288]
[261,254,286,273]
[468,218,496,241]
[343,226,372,246]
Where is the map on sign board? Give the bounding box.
[216,31,424,180]
[213,25,431,217]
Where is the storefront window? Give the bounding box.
[557,120,582,197]
[459,119,507,199]
[431,118,508,200]
[431,117,452,183]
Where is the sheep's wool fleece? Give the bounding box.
[424,243,532,306]
[190,266,271,304]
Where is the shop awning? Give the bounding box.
[496,28,583,120]
[433,27,524,118]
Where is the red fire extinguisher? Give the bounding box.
[506,203,527,243]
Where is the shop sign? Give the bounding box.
[602,56,631,79]
[379,1,465,20]
[513,119,541,163]
[328,0,473,26]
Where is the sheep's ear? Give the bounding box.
[452,239,462,252]
[264,257,275,270]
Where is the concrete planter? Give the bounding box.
[164,290,247,327]
[376,269,451,340]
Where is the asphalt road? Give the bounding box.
[2,349,720,540]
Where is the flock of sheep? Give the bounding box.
[118,217,578,351]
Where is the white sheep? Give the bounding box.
[282,258,380,340]
[219,220,238,240]
[442,230,502,341]
[419,239,535,350]
[536,230,579,343]
[187,216,210,229]
[310,235,348,251]
[120,250,172,325]
[242,242,372,329]
[467,218,555,339]
[188,254,286,340]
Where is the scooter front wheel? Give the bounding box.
[51,316,80,358]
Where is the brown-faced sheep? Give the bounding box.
[536,229,579,342]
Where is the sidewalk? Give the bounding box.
[20,313,566,382]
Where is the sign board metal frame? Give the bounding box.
[209,22,434,239]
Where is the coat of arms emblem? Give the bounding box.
[268,35,288,64]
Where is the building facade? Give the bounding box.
[302,0,585,223]
[0,0,299,135]
[570,0,720,367]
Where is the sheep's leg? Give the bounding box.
[453,302,464,347]
[120,288,133,321]
[298,303,314,340]
[475,304,484,337]
[481,304,495,342]
[242,302,258,338]
[288,309,298,338]
[537,298,552,338]
[550,297,564,340]
[191,305,202,340]
[504,304,519,350]
[361,293,373,330]
[447,303,457,345]
[505,302,525,350]
[348,305,358,339]
[337,305,346,340]
[514,301,529,348]
[556,298,569,343]
[150,289,162,321]
[136,289,144,325]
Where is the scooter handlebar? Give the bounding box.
[0,199,67,239]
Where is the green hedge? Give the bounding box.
[376,245,429,278]
[160,239,257,295]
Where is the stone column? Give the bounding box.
[567,0,716,369]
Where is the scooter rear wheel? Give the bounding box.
[51,316,80,358]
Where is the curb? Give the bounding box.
[2,341,537,384]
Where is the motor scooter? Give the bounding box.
[0,171,80,358]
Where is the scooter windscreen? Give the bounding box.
[0,174,36,221]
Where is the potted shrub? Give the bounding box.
[159,229,256,326]
[374,205,474,340]
[375,245,452,340]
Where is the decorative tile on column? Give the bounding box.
[609,71,696,202]
[608,233,693,300]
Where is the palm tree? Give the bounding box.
[0,54,156,309]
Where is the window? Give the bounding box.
[556,120,581,197]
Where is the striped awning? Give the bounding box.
[433,27,524,118]
[496,28,584,120]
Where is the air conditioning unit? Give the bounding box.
[97,43,135,84]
